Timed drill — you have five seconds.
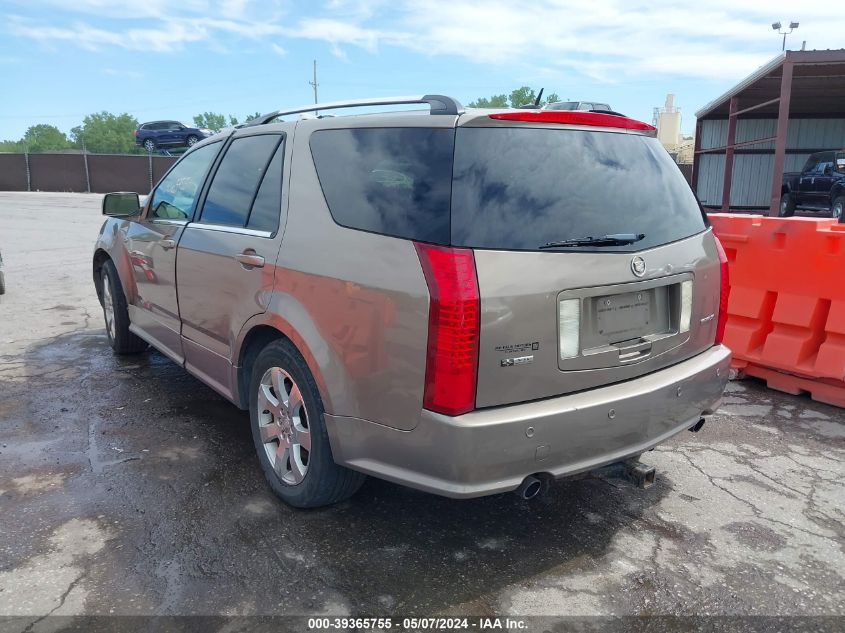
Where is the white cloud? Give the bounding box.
[270,42,286,56]
[6,0,843,83]
[292,18,384,52]
[8,17,210,52]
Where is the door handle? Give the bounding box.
[235,251,265,269]
[160,239,176,250]
[615,338,652,362]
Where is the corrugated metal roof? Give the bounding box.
[695,54,785,120]
[695,49,845,120]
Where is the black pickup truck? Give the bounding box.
[780,150,845,222]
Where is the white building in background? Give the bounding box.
[654,94,695,164]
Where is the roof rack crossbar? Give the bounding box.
[249,94,462,125]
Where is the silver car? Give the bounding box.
[93,95,730,507]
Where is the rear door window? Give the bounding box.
[310,128,455,244]
[200,134,282,228]
[450,127,706,252]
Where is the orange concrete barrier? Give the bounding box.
[709,214,845,408]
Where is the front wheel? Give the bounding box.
[186,135,199,147]
[832,196,844,221]
[779,193,796,217]
[100,260,147,354]
[249,339,366,508]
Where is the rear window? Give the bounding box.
[450,127,706,252]
[310,128,455,244]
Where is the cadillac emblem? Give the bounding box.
[631,256,646,277]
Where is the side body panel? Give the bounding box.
[782,173,800,196]
[831,171,845,205]
[94,215,186,364]
[798,170,815,206]
[95,217,141,304]
[177,127,294,401]
[234,115,447,430]
[124,218,185,362]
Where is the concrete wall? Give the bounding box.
[696,118,845,207]
[0,153,178,194]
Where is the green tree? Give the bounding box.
[0,139,25,152]
[22,124,71,152]
[469,87,563,109]
[193,112,227,132]
[468,94,508,108]
[509,86,537,108]
[70,112,139,154]
[243,111,263,124]
[228,115,239,126]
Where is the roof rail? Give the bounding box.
[247,94,462,126]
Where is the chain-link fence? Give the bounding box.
[0,152,178,193]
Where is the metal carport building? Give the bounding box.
[692,49,845,215]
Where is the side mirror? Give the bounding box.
[102,192,140,216]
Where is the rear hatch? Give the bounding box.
[452,113,720,408]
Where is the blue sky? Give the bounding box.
[0,0,840,140]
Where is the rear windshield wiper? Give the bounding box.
[539,233,645,249]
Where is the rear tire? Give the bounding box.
[779,193,796,217]
[186,135,199,147]
[832,196,844,221]
[249,339,366,508]
[143,139,156,153]
[100,260,147,354]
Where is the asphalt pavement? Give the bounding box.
[0,192,842,630]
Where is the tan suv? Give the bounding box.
[93,95,731,507]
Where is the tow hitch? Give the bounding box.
[595,458,657,489]
[622,459,656,489]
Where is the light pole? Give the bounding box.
[772,21,799,52]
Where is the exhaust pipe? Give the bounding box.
[515,475,544,500]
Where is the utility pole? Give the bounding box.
[309,60,319,104]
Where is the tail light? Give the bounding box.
[714,236,730,345]
[414,242,480,416]
[488,110,655,131]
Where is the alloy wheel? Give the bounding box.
[257,367,311,485]
[102,275,116,340]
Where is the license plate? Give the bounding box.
[595,290,652,342]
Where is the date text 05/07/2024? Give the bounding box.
[307,616,528,631]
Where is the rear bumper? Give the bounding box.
[325,345,731,498]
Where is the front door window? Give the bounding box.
[149,142,220,220]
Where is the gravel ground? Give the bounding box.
[0,192,842,631]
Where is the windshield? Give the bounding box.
[450,127,707,252]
